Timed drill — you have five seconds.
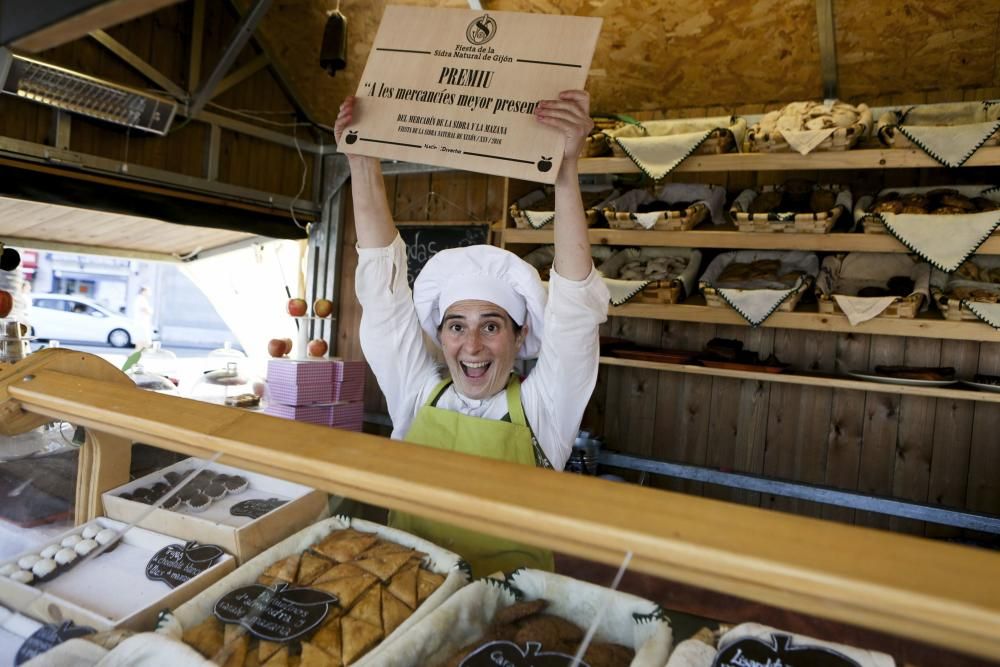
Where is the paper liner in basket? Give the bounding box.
[368,569,672,667]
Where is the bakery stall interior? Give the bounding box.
[1,0,1000,665]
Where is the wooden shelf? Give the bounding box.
[504,226,1000,253]
[608,297,1000,342]
[600,356,1000,403]
[578,146,1000,174]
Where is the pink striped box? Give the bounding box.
[264,403,333,425]
[329,401,364,428]
[266,380,334,406]
[331,378,365,403]
[267,358,335,384]
[330,359,366,383]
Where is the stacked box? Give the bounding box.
[264,358,366,431]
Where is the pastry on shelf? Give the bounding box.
[867,190,998,216]
[874,365,956,381]
[747,101,871,153]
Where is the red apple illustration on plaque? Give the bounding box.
[536,156,553,173]
[712,634,862,667]
[459,640,583,667]
[346,130,358,145]
[214,583,338,642]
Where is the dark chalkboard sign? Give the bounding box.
[15,621,95,665]
[230,497,287,520]
[399,226,489,288]
[145,541,224,589]
[214,583,338,642]
[713,634,861,667]
[459,641,583,667]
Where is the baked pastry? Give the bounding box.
[749,191,783,214]
[874,365,956,381]
[886,276,915,296]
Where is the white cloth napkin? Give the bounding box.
[779,127,838,155]
[523,209,555,228]
[897,120,1000,167]
[615,129,718,180]
[598,248,702,306]
[963,300,1000,329]
[633,211,662,230]
[664,637,717,666]
[877,211,1000,272]
[714,285,800,326]
[832,295,900,325]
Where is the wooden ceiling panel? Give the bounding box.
[835,0,1000,101]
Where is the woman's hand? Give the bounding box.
[534,90,594,161]
[335,96,377,167]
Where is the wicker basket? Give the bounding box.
[604,202,709,231]
[609,127,737,158]
[747,104,872,153]
[598,247,701,305]
[931,288,995,321]
[510,204,600,229]
[582,131,612,158]
[702,278,812,312]
[855,185,1000,234]
[877,103,1000,150]
[817,293,922,318]
[730,185,850,234]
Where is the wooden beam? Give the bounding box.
[211,53,269,99]
[10,0,182,53]
[815,0,838,98]
[89,29,187,100]
[189,0,205,92]
[3,364,999,661]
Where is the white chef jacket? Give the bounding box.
[355,234,609,470]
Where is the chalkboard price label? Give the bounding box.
[713,634,861,667]
[459,640,585,667]
[15,621,96,666]
[230,497,287,519]
[214,583,338,642]
[399,226,488,287]
[145,541,224,588]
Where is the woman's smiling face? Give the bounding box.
[439,300,526,400]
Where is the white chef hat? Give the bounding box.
[413,245,547,359]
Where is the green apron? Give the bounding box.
[388,375,555,578]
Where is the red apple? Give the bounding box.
[286,298,307,317]
[313,298,334,318]
[0,290,11,318]
[307,339,328,357]
[282,338,293,355]
[267,338,287,358]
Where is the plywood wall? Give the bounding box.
[250,0,1000,129]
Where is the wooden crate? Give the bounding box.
[604,202,709,231]
[817,292,923,319]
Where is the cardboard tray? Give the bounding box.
[103,459,329,564]
[0,517,235,632]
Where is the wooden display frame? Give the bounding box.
[1,349,999,660]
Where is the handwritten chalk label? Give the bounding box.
[459,640,586,667]
[399,226,488,288]
[145,541,224,589]
[229,497,288,520]
[214,583,338,642]
[713,634,862,667]
[15,621,96,665]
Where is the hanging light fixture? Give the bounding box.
[320,2,347,75]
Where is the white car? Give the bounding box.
[29,294,155,348]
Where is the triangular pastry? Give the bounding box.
[299,641,339,667]
[309,615,343,663]
[219,625,248,667]
[380,586,411,637]
[312,562,366,585]
[348,586,381,627]
[259,639,284,663]
[264,554,301,583]
[353,551,412,582]
[386,563,418,609]
[313,530,378,563]
[340,617,382,665]
[417,568,445,604]
[182,616,224,659]
[262,646,289,666]
[313,572,378,609]
[297,552,335,585]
